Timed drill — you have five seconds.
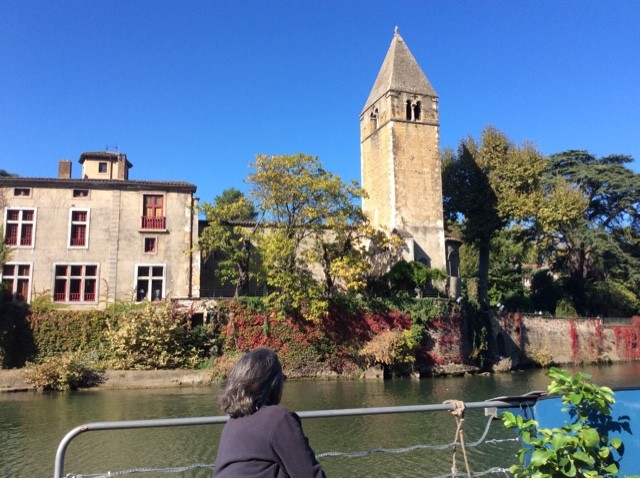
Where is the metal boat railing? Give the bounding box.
[54,397,540,477]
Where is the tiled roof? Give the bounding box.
[0,176,196,193]
[362,30,437,113]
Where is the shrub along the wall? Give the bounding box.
[4,299,216,370]
[104,302,215,369]
[29,308,110,359]
[22,351,104,390]
[0,302,37,368]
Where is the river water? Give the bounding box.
[2,363,640,478]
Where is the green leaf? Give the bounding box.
[529,449,554,467]
[610,437,622,449]
[567,391,583,405]
[579,428,600,448]
[562,459,577,477]
[598,446,610,458]
[551,434,567,450]
[572,451,595,466]
[501,411,516,428]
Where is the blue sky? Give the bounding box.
[2,1,639,203]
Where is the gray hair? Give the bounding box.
[218,348,284,418]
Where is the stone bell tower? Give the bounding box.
[360,28,445,269]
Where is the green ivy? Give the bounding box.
[29,309,110,359]
[501,367,627,477]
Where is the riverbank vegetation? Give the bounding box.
[0,294,459,390]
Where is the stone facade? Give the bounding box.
[1,152,200,307]
[360,30,446,270]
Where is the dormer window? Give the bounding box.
[73,189,89,198]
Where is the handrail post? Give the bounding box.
[55,426,88,478]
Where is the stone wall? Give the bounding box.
[416,313,476,376]
[490,313,640,368]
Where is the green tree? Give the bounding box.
[199,188,258,296]
[487,227,535,310]
[248,153,369,315]
[538,150,640,314]
[443,126,547,306]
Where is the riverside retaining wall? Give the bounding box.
[490,313,640,367]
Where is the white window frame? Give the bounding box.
[68,208,90,249]
[52,263,100,304]
[4,207,37,249]
[134,264,166,302]
[1,262,33,303]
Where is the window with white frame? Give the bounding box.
[135,265,165,301]
[2,263,32,302]
[4,208,36,247]
[53,264,98,303]
[69,209,90,248]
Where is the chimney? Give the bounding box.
[58,159,72,179]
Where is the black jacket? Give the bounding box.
[213,405,326,478]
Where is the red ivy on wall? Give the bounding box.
[568,318,580,363]
[612,316,640,360]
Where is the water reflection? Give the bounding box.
[2,363,639,478]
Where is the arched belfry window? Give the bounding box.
[405,99,421,121]
[370,108,379,129]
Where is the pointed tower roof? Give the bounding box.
[362,28,437,113]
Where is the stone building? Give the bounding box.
[0,152,200,306]
[360,29,446,271]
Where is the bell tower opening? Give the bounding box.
[405,99,422,121]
